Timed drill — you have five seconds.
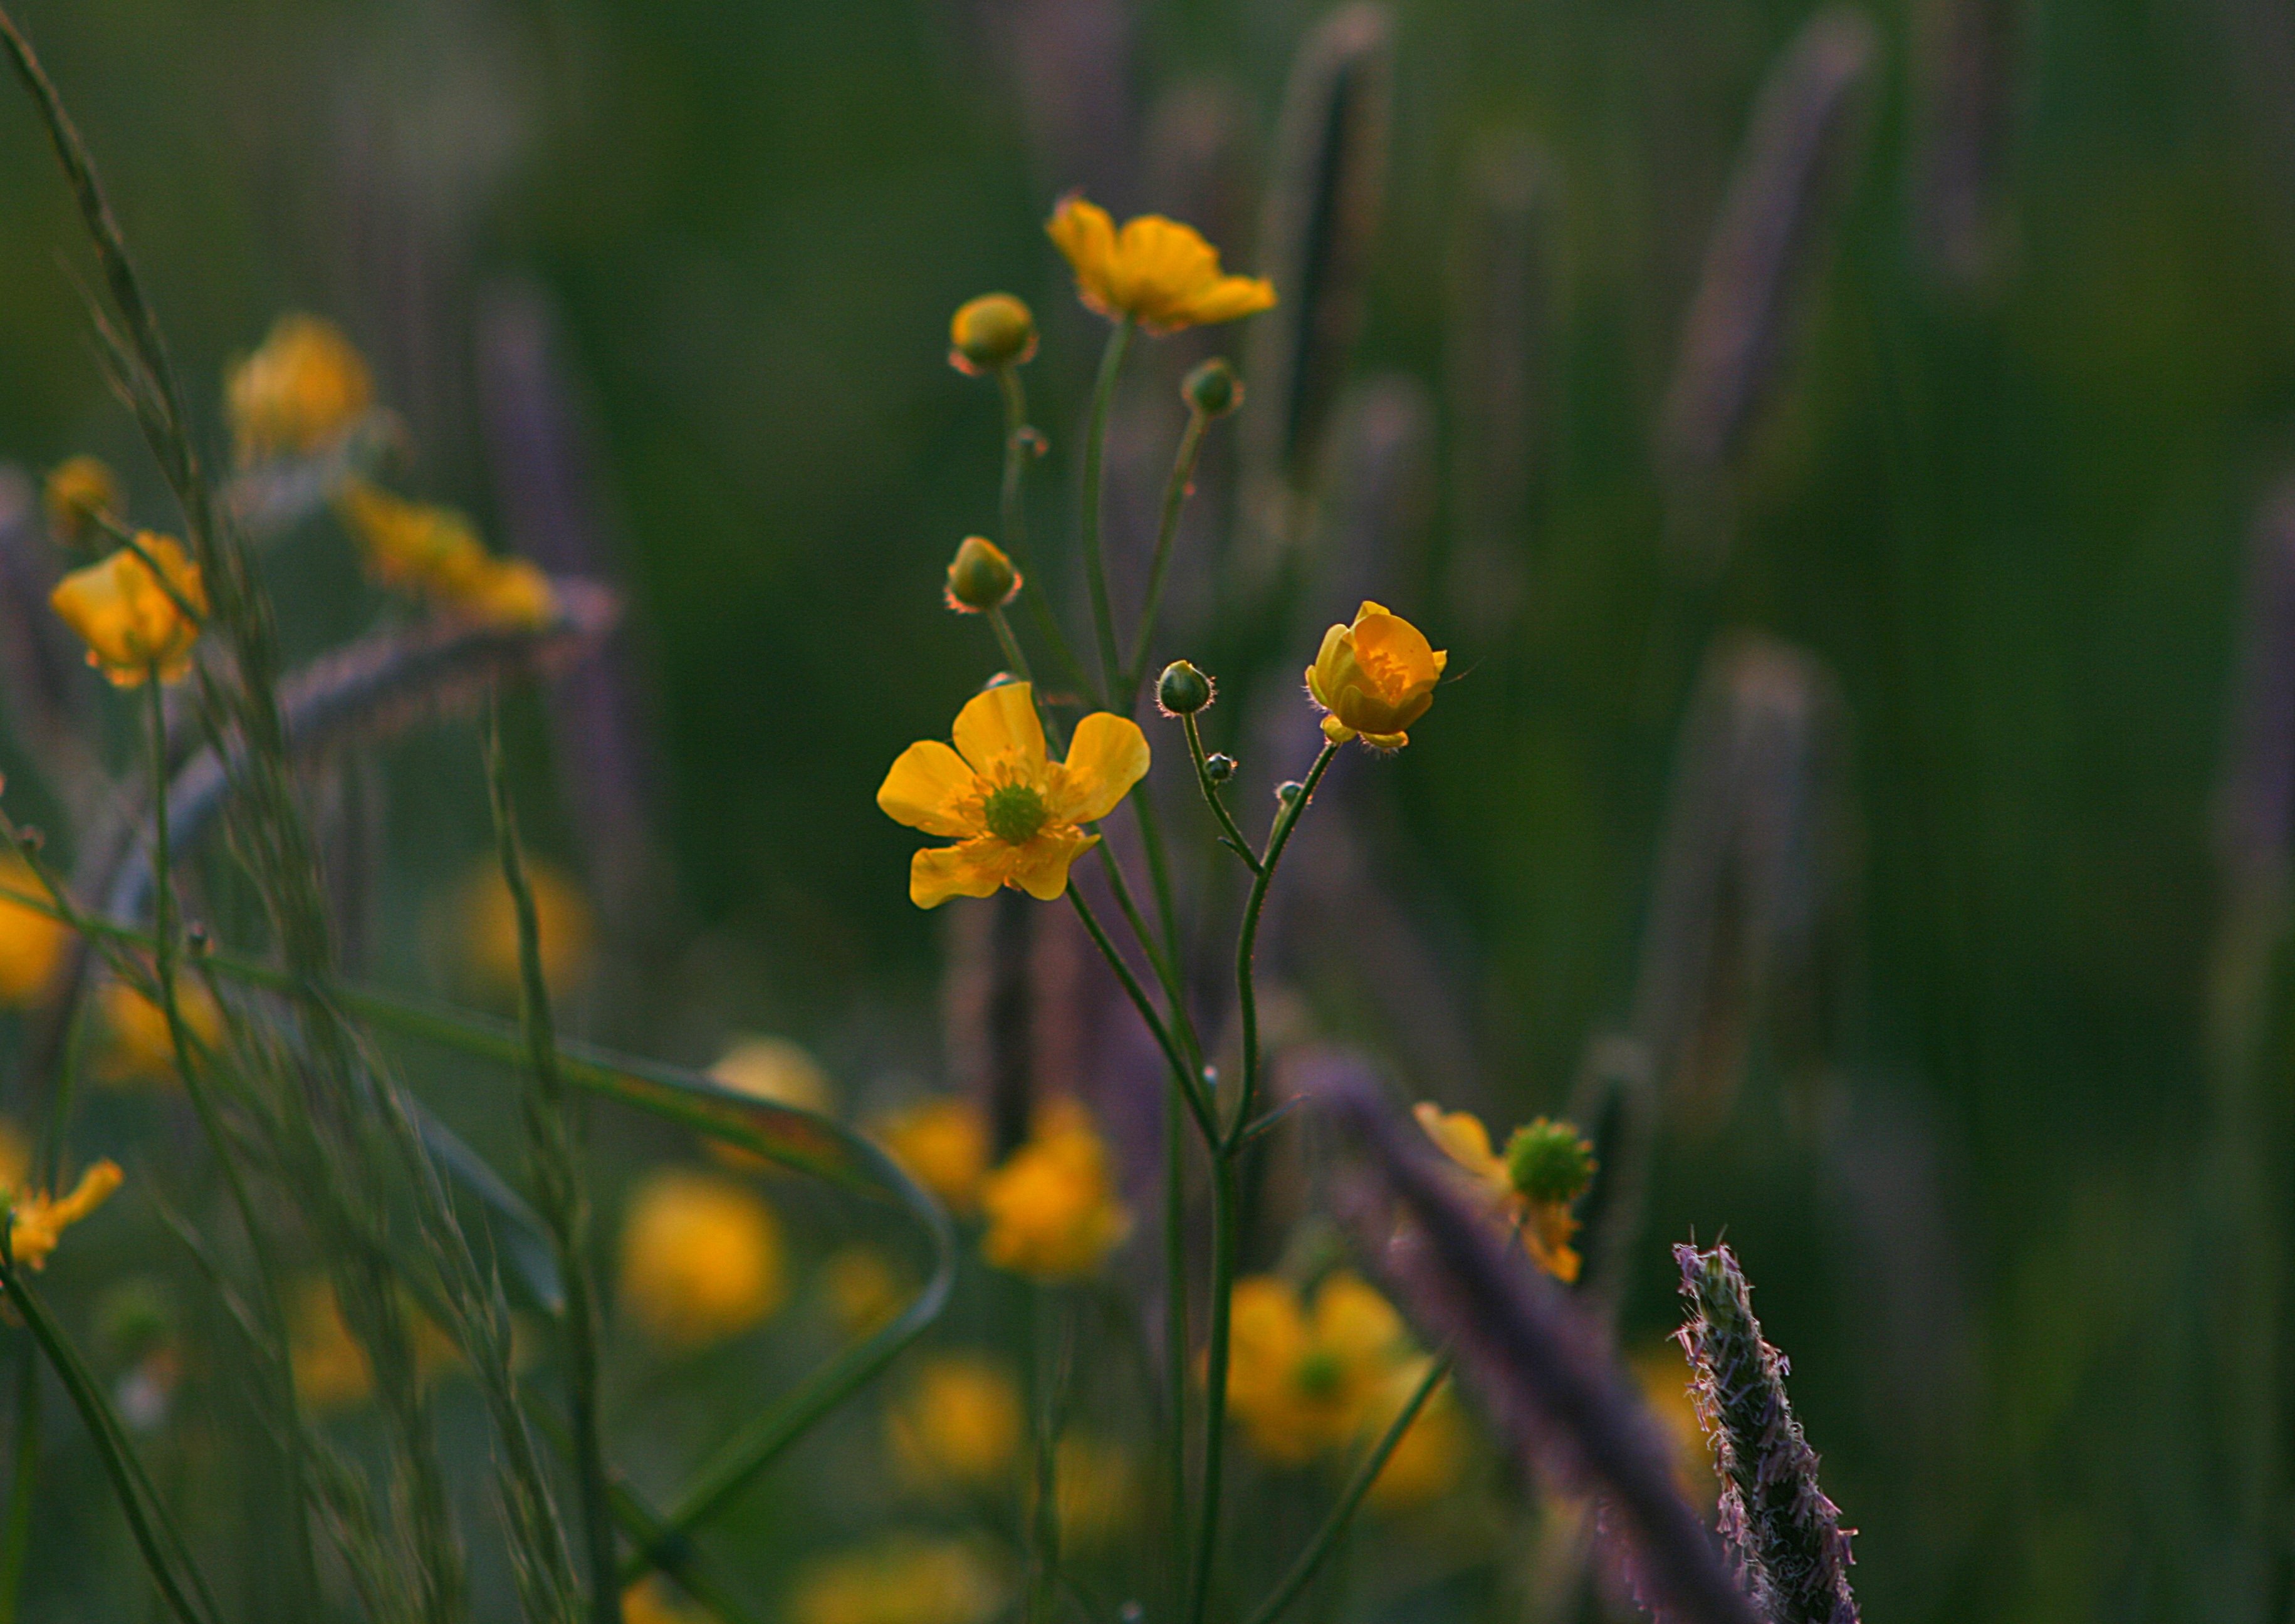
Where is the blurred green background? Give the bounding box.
[1,0,2293,1620]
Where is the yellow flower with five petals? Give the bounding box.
[1306,601,1445,749]
[1046,194,1276,334]
[877,682,1148,908]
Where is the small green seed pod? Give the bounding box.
[1157,659,1216,716]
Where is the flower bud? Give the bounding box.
[1503,1117,1596,1205]
[1182,358,1242,418]
[944,537,1022,613]
[1203,753,1236,784]
[949,294,1039,375]
[1275,780,1305,808]
[44,456,122,547]
[1156,659,1215,716]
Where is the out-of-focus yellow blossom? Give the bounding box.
[1053,1434,1140,1548]
[457,555,560,630]
[227,313,374,463]
[886,1353,1023,1490]
[288,1275,459,1412]
[0,852,69,1008]
[6,1159,122,1270]
[1362,1359,1470,1511]
[1305,600,1445,749]
[872,1095,990,1215]
[44,455,122,546]
[1633,1349,1718,1506]
[978,1096,1130,1281]
[1413,1103,1593,1283]
[1225,1271,1409,1465]
[1046,194,1277,334]
[94,976,226,1087]
[822,1245,908,1336]
[448,858,595,1001]
[336,481,559,629]
[617,1169,785,1351]
[49,534,206,686]
[878,681,1148,908]
[622,1578,709,1624]
[789,1536,1004,1624]
[706,1034,836,1172]
[948,293,1038,375]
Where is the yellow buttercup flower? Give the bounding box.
[977,1096,1130,1281]
[335,481,559,628]
[0,853,69,1008]
[1413,1103,1593,1283]
[617,1169,787,1350]
[886,1353,1023,1490]
[1306,600,1446,749]
[227,313,374,464]
[1225,1271,1409,1465]
[49,534,206,686]
[789,1536,1005,1624]
[878,682,1149,909]
[1046,194,1277,333]
[44,455,122,546]
[94,976,227,1087]
[6,1159,123,1270]
[872,1095,991,1214]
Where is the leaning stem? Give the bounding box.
[1121,408,1211,709]
[997,366,1095,704]
[1067,887,1214,1143]
[986,605,1035,690]
[1078,318,1136,702]
[1184,1155,1240,1624]
[1160,1073,1191,1609]
[0,1345,35,1624]
[1181,714,1261,873]
[1230,742,1341,1148]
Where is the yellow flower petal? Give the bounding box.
[878,741,980,837]
[911,841,1013,910]
[1052,713,1151,825]
[1003,826,1099,902]
[1047,194,1275,333]
[1174,275,1278,326]
[951,682,1047,779]
[1047,195,1117,294]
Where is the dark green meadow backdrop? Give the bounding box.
[1,1,2291,1619]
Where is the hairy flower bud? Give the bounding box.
[949,294,1038,375]
[1183,358,1242,418]
[944,537,1022,613]
[1156,659,1215,716]
[1203,752,1237,784]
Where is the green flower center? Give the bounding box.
[1291,1349,1345,1400]
[982,783,1050,846]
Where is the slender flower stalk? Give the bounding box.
[1078,318,1136,702]
[996,366,1095,702]
[1122,406,1212,709]
[1230,742,1339,1145]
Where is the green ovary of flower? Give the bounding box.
[982,784,1050,846]
[1291,1348,1346,1401]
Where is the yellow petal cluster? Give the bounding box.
[227,313,374,464]
[617,1169,786,1350]
[44,455,122,546]
[6,1159,123,1270]
[1413,1103,1588,1283]
[878,682,1149,909]
[49,534,206,686]
[872,1095,991,1214]
[977,1096,1129,1281]
[0,853,69,1008]
[789,1536,1004,1624]
[886,1353,1023,1490]
[1046,194,1277,334]
[95,976,227,1087]
[336,480,559,630]
[1225,1271,1411,1465]
[1305,601,1445,749]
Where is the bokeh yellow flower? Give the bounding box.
[617,1169,785,1350]
[1225,1271,1408,1465]
[1413,1103,1593,1283]
[337,481,562,628]
[447,857,595,1001]
[288,1274,460,1412]
[821,1245,907,1337]
[948,293,1037,375]
[877,682,1148,908]
[6,1159,122,1270]
[1633,1348,1718,1506]
[706,1034,836,1172]
[457,556,560,630]
[44,455,122,546]
[622,1577,709,1624]
[1046,194,1277,333]
[872,1095,990,1214]
[94,976,226,1087]
[49,534,206,686]
[1053,1434,1140,1548]
[977,1096,1130,1281]
[886,1353,1023,1490]
[1305,601,1445,749]
[0,853,70,1008]
[1362,1359,1469,1511]
[789,1536,1004,1624]
[227,313,374,464]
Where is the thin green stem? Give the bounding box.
[1161,1075,1190,1612]
[1067,887,1215,1143]
[1229,742,1341,1148]
[484,700,622,1624]
[1092,843,1195,1070]
[997,366,1095,702]
[986,606,1036,690]
[1243,1355,1453,1624]
[0,1346,35,1624]
[1129,788,1187,982]
[1121,409,1211,709]
[1181,714,1261,873]
[1078,319,1136,702]
[1184,1155,1238,1624]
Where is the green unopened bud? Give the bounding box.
[1203,752,1236,784]
[949,294,1038,375]
[1157,659,1215,716]
[1503,1117,1595,1205]
[1275,780,1305,808]
[1183,358,1242,418]
[944,536,1021,613]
